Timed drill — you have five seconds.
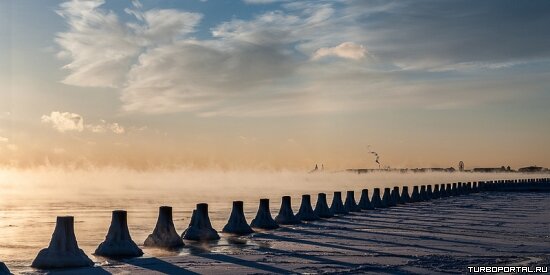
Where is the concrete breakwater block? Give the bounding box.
[330,192,349,214]
[144,206,184,248]
[223,201,254,235]
[358,189,375,210]
[392,187,404,204]
[95,210,143,258]
[382,188,393,207]
[439,184,448,198]
[32,216,94,269]
[426,185,433,200]
[410,186,421,202]
[400,186,411,203]
[314,193,334,218]
[419,185,428,201]
[297,195,320,221]
[452,183,458,196]
[275,196,301,225]
[472,182,479,193]
[0,262,10,275]
[251,199,279,230]
[182,203,220,241]
[344,191,361,212]
[371,188,384,208]
[433,184,441,199]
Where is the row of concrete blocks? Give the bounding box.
[480,178,550,192]
[2,178,548,273]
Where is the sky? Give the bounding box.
[0,0,549,170]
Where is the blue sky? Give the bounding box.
[1,0,549,169]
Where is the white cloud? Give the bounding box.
[0,136,8,143]
[42,111,125,134]
[41,111,84,132]
[312,42,368,61]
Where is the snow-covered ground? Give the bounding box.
[26,191,549,274]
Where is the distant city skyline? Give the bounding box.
[1,0,549,170]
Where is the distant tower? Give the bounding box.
[458,161,464,172]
